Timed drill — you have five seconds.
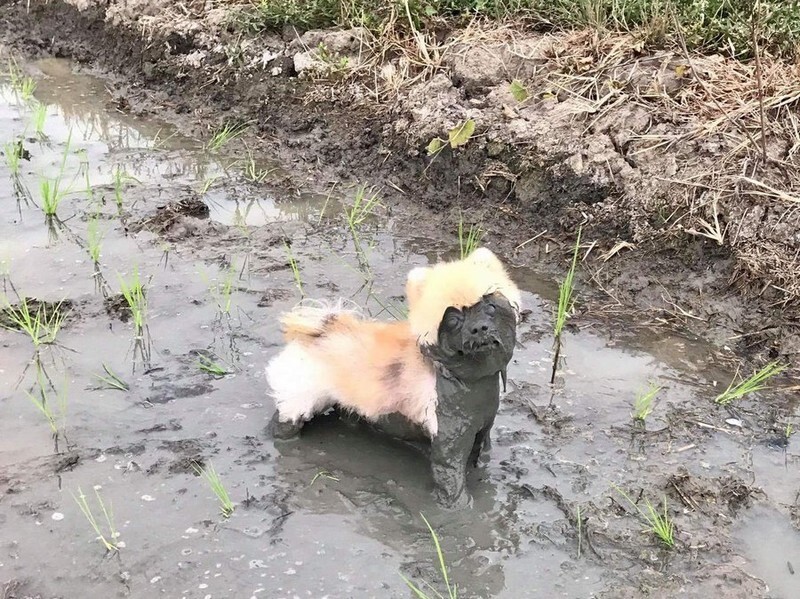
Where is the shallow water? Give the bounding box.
[1,57,798,598]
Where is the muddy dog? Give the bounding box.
[265,248,521,507]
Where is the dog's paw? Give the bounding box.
[267,411,303,440]
[434,488,472,510]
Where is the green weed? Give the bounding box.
[86,215,104,264]
[284,241,304,297]
[117,268,147,335]
[94,363,129,392]
[72,486,121,552]
[714,360,787,405]
[457,215,483,259]
[554,228,582,340]
[243,150,274,183]
[40,177,66,217]
[198,355,230,377]
[400,513,458,599]
[30,101,47,138]
[111,167,138,212]
[193,461,235,518]
[344,184,382,232]
[24,364,68,438]
[632,382,662,422]
[614,486,675,548]
[0,297,65,348]
[15,75,37,102]
[4,140,24,175]
[206,122,248,152]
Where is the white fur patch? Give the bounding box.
[265,343,333,424]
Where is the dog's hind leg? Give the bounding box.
[265,343,332,439]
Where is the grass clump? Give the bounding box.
[284,241,304,297]
[243,150,274,183]
[86,215,104,264]
[40,177,66,217]
[457,215,483,259]
[4,140,24,175]
[554,227,582,341]
[30,101,47,138]
[632,382,662,422]
[344,184,382,232]
[714,360,786,405]
[73,486,121,552]
[198,355,230,377]
[614,486,675,548]
[237,0,800,61]
[193,461,235,518]
[94,363,129,392]
[0,297,66,348]
[400,513,458,599]
[117,268,147,335]
[206,122,248,152]
[24,364,68,440]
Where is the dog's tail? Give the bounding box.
[280,299,362,344]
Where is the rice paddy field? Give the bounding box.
[1,1,800,598]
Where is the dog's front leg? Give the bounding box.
[430,431,473,508]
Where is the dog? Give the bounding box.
[265,248,521,506]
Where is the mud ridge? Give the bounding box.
[2,0,799,371]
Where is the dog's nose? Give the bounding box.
[470,324,488,335]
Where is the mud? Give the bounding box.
[2,0,800,370]
[0,6,800,599]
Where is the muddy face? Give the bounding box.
[428,293,517,383]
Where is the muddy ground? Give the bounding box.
[1,1,800,598]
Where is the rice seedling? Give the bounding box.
[198,174,220,195]
[714,360,787,405]
[786,423,794,439]
[198,355,229,377]
[243,149,273,183]
[400,513,458,599]
[457,215,483,259]
[3,140,23,175]
[310,470,340,486]
[39,177,66,217]
[15,76,36,102]
[86,215,104,264]
[344,184,381,232]
[632,382,662,422]
[204,261,237,314]
[24,364,68,438]
[206,122,248,152]
[614,486,675,549]
[72,486,121,552]
[117,268,147,335]
[111,167,138,212]
[193,461,235,518]
[284,241,303,296]
[0,296,65,348]
[554,228,582,340]
[30,101,47,138]
[94,363,129,392]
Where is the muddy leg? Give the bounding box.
[267,410,304,440]
[430,425,475,509]
[469,420,494,467]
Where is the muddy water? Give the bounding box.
[1,57,798,599]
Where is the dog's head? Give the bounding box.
[406,248,520,383]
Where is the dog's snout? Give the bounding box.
[470,324,489,335]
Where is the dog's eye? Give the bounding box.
[443,308,462,330]
[484,302,496,316]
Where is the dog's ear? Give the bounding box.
[406,266,430,308]
[466,247,502,269]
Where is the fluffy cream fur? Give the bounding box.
[265,248,521,435]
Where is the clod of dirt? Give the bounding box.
[103,292,133,323]
[133,194,210,234]
[257,288,292,307]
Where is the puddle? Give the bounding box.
[737,507,800,599]
[0,57,798,598]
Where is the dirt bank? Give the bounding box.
[2,0,800,369]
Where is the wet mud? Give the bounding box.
[0,14,799,599]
